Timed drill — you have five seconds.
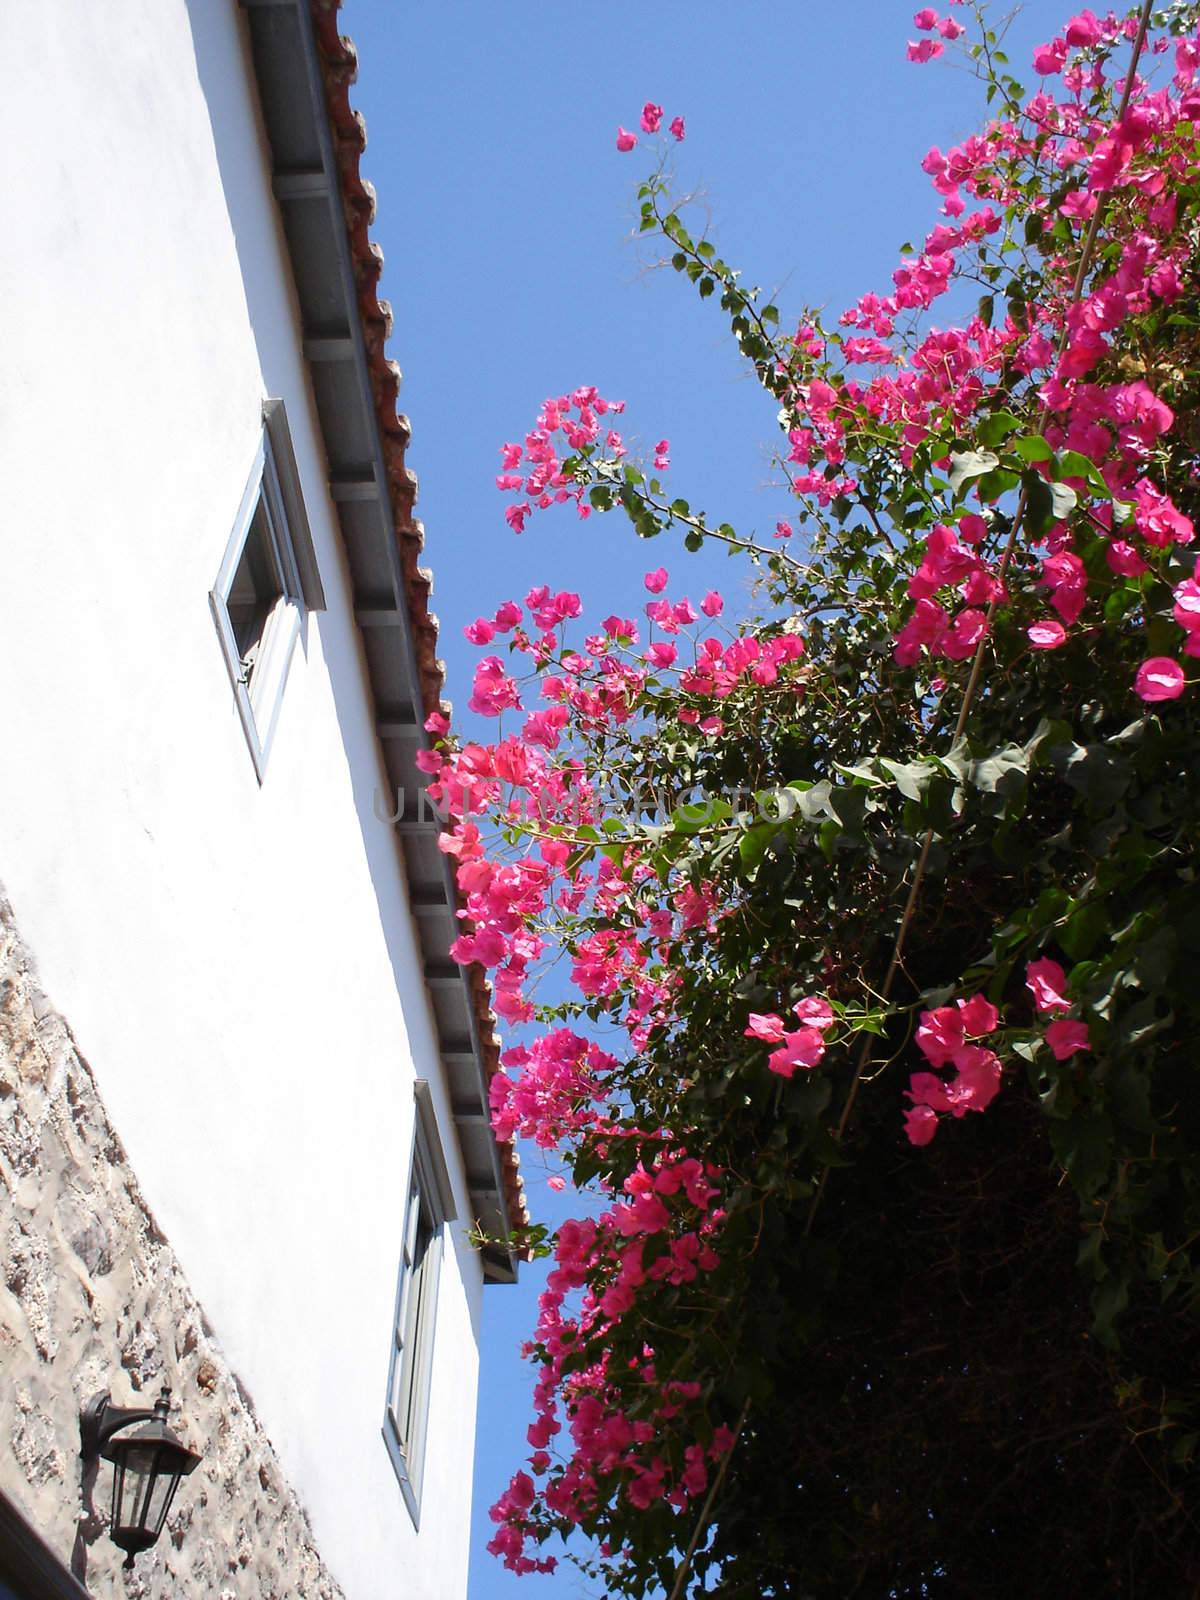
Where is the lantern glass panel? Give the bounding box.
[114,1444,159,1541]
[146,1464,180,1538]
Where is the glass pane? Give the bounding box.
[397,1217,435,1446]
[227,499,284,674]
[402,1176,420,1267]
[117,1445,158,1533]
[147,1467,179,1537]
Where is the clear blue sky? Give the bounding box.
[341,5,1047,1593]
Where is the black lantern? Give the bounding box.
[80,1386,201,1568]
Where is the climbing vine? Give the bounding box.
[432,8,1200,1594]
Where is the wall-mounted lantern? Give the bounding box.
[79,1386,201,1569]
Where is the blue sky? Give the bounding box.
[340,4,1048,1593]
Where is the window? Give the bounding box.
[211,399,324,779]
[384,1083,456,1524]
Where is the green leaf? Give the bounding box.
[671,797,733,834]
[1049,1108,1113,1202]
[1025,472,1077,536]
[878,757,930,803]
[1091,1271,1130,1350]
[1059,900,1108,961]
[829,784,871,834]
[737,823,777,872]
[1012,433,1054,463]
[977,411,1021,447]
[969,744,1028,794]
[948,449,1001,496]
[976,466,1022,502]
[1054,449,1110,497]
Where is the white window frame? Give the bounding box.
[383,1083,456,1526]
[210,399,324,781]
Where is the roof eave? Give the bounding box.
[239,0,524,1281]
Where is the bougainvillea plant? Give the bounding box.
[434,10,1200,1596]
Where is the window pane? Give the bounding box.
[399,1216,434,1445]
[384,1116,447,1511]
[226,498,284,672]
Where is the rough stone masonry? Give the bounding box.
[0,887,345,1599]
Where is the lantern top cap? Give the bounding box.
[80,1385,201,1474]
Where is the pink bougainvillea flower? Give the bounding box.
[653,440,671,470]
[644,567,669,594]
[774,520,793,540]
[616,127,637,152]
[1106,540,1147,577]
[792,995,835,1030]
[907,37,945,62]
[945,1045,1002,1114]
[1042,551,1087,625]
[916,1005,965,1067]
[1033,37,1068,74]
[640,101,663,134]
[909,1071,954,1112]
[465,617,496,645]
[1173,578,1200,633]
[1028,619,1067,649]
[937,13,965,37]
[1045,1019,1091,1060]
[1026,957,1071,1013]
[958,993,999,1036]
[1060,189,1097,224]
[913,6,939,28]
[700,590,724,618]
[547,1175,566,1193]
[1064,8,1101,47]
[602,614,638,642]
[904,1104,939,1145]
[767,1027,826,1077]
[1135,657,1185,702]
[668,115,686,141]
[469,655,522,717]
[744,1013,786,1043]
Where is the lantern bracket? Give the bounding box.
[80,1387,173,1461]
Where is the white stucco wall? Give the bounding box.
[0,4,480,1596]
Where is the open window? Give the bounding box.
[383,1082,456,1525]
[211,399,324,779]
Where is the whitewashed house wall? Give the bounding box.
[0,3,511,1595]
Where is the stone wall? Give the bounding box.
[0,888,346,1599]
